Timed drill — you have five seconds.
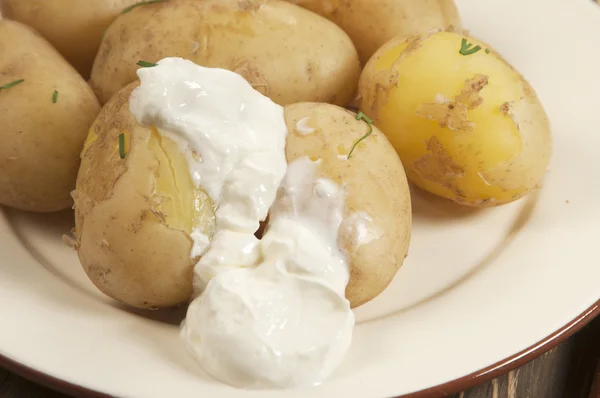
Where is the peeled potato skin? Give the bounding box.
[359,31,552,207]
[284,102,412,308]
[90,0,360,107]
[0,20,100,212]
[74,83,215,309]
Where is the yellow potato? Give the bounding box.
[285,0,461,64]
[90,0,360,106]
[0,0,141,78]
[284,102,412,308]
[359,31,552,207]
[0,20,100,212]
[74,83,216,309]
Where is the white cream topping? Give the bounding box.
[295,116,315,135]
[185,158,354,388]
[130,58,354,389]
[341,212,384,247]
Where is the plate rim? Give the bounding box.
[1,301,598,398]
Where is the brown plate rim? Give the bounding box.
[0,300,598,398]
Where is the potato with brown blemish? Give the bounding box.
[284,0,461,64]
[0,20,100,212]
[284,103,412,308]
[0,0,142,78]
[90,0,360,106]
[74,83,216,309]
[359,31,552,207]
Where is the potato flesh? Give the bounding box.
[81,124,214,236]
[359,32,552,206]
[148,128,215,236]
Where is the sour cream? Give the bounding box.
[130,58,354,389]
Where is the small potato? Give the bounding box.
[91,0,360,107]
[74,83,216,309]
[359,31,552,207]
[0,0,141,77]
[285,0,461,64]
[284,103,412,308]
[0,20,100,212]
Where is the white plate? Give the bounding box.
[2,0,600,397]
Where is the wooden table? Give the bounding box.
[1,314,599,398]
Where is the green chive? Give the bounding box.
[122,0,167,14]
[136,60,158,68]
[347,111,374,159]
[119,134,126,159]
[485,48,491,54]
[52,90,59,104]
[459,38,482,56]
[0,79,24,91]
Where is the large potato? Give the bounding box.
[359,31,552,207]
[0,0,141,78]
[285,0,461,64]
[91,0,360,106]
[74,83,216,309]
[284,102,412,308]
[0,20,100,212]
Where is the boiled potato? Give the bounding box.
[0,20,100,212]
[359,31,552,207]
[90,0,360,106]
[285,0,461,64]
[284,102,412,308]
[0,0,141,78]
[74,83,216,309]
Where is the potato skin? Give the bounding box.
[0,0,141,77]
[74,83,215,310]
[359,31,552,207]
[284,102,412,308]
[0,20,100,212]
[285,0,461,64]
[90,0,360,106]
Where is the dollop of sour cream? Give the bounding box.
[130,58,355,389]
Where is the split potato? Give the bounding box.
[91,0,361,106]
[359,31,552,207]
[284,102,412,308]
[285,0,461,64]
[74,83,216,309]
[0,0,141,77]
[0,20,100,212]
[76,91,411,310]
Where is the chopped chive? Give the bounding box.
[485,48,491,54]
[347,111,374,159]
[459,38,482,56]
[0,79,24,91]
[122,0,167,14]
[52,90,59,103]
[119,134,126,159]
[136,60,158,68]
